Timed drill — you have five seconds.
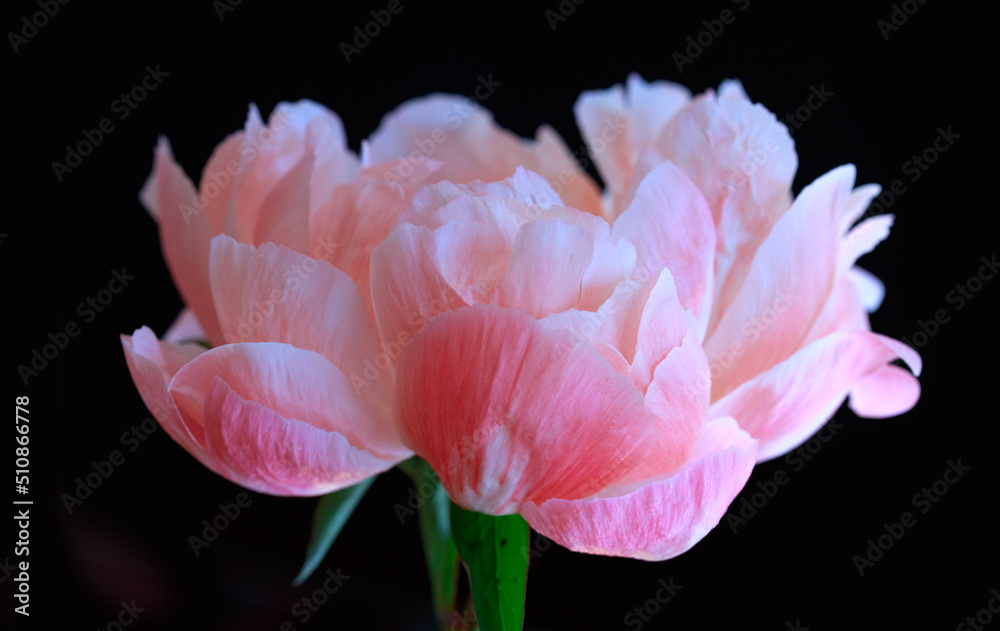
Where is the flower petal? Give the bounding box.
[368,95,602,216]
[710,330,921,461]
[170,342,409,462]
[521,417,756,561]
[139,138,224,345]
[612,161,715,333]
[396,305,654,515]
[574,73,690,219]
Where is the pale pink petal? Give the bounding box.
[704,166,857,401]
[401,166,562,227]
[710,330,921,461]
[201,377,395,495]
[848,266,885,312]
[396,305,654,515]
[169,342,409,462]
[139,138,224,346]
[494,221,596,318]
[120,327,208,457]
[197,131,244,236]
[574,74,690,219]
[367,95,602,216]
[839,214,893,275]
[370,223,466,344]
[521,418,756,561]
[233,101,356,250]
[163,308,206,344]
[612,161,715,333]
[615,335,709,484]
[658,87,797,330]
[208,235,387,400]
[629,269,689,392]
[433,218,510,305]
[849,365,921,418]
[308,157,440,315]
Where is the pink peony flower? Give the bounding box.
[372,167,757,560]
[122,95,610,496]
[574,74,921,461]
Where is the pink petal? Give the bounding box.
[163,308,205,344]
[521,417,756,561]
[849,364,921,418]
[615,335,709,485]
[307,157,440,315]
[657,86,797,330]
[369,223,466,345]
[396,305,654,515]
[120,327,209,458]
[169,342,409,463]
[233,101,357,250]
[201,377,394,495]
[494,221,596,318]
[197,131,244,236]
[139,138,224,346]
[704,165,858,401]
[710,330,921,461]
[367,95,603,216]
[208,235,386,398]
[612,161,715,333]
[574,73,691,219]
[629,270,689,392]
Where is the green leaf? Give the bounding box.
[450,502,529,631]
[292,476,374,586]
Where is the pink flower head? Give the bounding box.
[373,167,757,560]
[576,74,921,461]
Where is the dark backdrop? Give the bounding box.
[6,1,994,629]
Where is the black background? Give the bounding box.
[5,0,995,629]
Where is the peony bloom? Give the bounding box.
[122,94,613,496]
[372,167,757,560]
[574,74,921,460]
